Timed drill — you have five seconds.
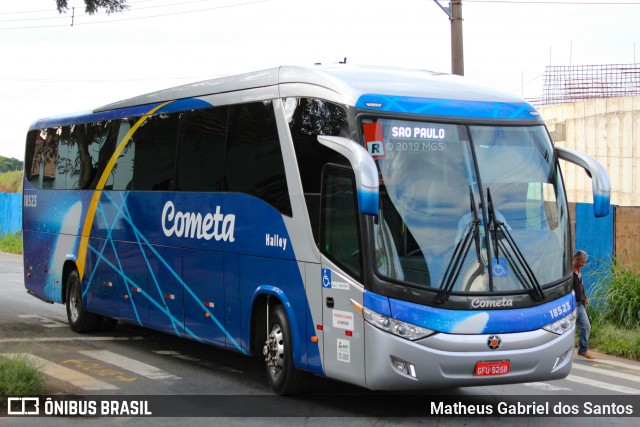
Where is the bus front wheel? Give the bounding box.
[65,270,101,333]
[263,304,305,395]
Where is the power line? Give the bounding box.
[0,0,217,22]
[0,75,223,83]
[0,0,269,30]
[0,0,160,15]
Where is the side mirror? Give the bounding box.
[317,135,379,216]
[556,146,611,217]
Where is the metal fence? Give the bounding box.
[529,63,640,108]
[0,193,21,236]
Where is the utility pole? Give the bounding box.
[433,1,464,76]
[450,0,464,75]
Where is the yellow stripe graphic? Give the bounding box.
[77,101,173,279]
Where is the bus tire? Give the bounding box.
[263,304,305,395]
[66,270,101,333]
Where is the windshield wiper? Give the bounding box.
[486,188,546,302]
[486,189,501,280]
[435,187,480,304]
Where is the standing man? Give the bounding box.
[573,250,595,360]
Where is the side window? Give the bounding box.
[25,130,44,188]
[176,107,228,192]
[100,120,135,191]
[25,123,110,190]
[31,127,62,190]
[54,126,81,190]
[320,165,362,280]
[225,101,292,216]
[78,122,109,190]
[131,113,179,191]
[37,128,60,189]
[287,98,349,243]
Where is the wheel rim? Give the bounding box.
[69,278,80,323]
[264,323,285,380]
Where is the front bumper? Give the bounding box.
[364,322,574,390]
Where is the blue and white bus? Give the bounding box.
[23,65,610,395]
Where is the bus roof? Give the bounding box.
[96,65,529,111]
[30,65,540,130]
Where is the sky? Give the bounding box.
[1,0,638,161]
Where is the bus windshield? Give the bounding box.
[363,118,570,294]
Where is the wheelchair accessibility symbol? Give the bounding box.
[491,258,508,278]
[322,268,332,288]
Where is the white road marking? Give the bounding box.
[18,314,68,328]
[521,382,571,391]
[566,374,640,394]
[0,353,118,391]
[578,358,640,373]
[153,350,201,362]
[152,350,244,374]
[80,350,181,380]
[572,363,640,383]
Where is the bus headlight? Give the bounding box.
[543,309,577,335]
[363,307,435,341]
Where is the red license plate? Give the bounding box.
[475,360,510,376]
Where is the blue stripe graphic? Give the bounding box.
[356,94,540,120]
[96,192,246,354]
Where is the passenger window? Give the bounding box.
[54,126,80,190]
[320,165,362,280]
[101,121,135,191]
[24,130,42,188]
[36,127,61,190]
[176,107,228,192]
[25,123,110,190]
[27,128,59,189]
[79,122,109,190]
[131,114,179,191]
[225,101,292,216]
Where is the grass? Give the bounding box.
[0,354,46,396]
[588,322,640,361]
[590,260,640,329]
[0,232,22,255]
[0,170,22,193]
[585,259,640,360]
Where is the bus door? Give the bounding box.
[320,165,366,387]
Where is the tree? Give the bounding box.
[56,0,129,15]
[0,156,22,174]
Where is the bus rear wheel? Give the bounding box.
[66,270,101,333]
[263,304,305,395]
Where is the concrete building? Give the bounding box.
[540,95,640,207]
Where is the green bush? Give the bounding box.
[0,354,45,396]
[590,259,640,329]
[0,232,22,255]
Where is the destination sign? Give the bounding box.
[391,126,446,140]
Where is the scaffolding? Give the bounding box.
[528,63,640,107]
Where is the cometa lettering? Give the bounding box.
[470,298,514,309]
[162,201,235,242]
